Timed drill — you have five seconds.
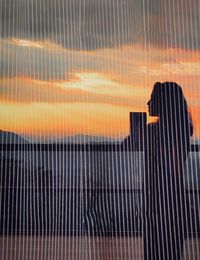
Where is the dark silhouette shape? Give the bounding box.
[144,82,193,260]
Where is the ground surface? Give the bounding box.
[0,236,199,260]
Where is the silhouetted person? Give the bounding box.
[144,82,193,260]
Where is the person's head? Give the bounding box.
[147,81,193,135]
[148,82,186,116]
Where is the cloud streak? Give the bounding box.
[1,38,200,82]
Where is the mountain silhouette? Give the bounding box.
[21,133,119,144]
[0,130,27,144]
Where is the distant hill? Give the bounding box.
[0,130,27,144]
[0,131,122,145]
[58,134,119,144]
[24,134,121,144]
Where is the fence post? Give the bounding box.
[130,112,149,259]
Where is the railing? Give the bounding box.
[1,143,200,151]
[0,143,199,236]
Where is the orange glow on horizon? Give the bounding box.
[0,102,137,139]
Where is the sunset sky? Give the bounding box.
[0,0,200,140]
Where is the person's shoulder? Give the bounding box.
[147,122,159,138]
[147,122,158,130]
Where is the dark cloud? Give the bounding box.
[143,0,200,49]
[0,0,199,50]
[0,0,143,50]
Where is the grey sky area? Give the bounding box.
[1,0,199,50]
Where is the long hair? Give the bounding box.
[151,82,193,150]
